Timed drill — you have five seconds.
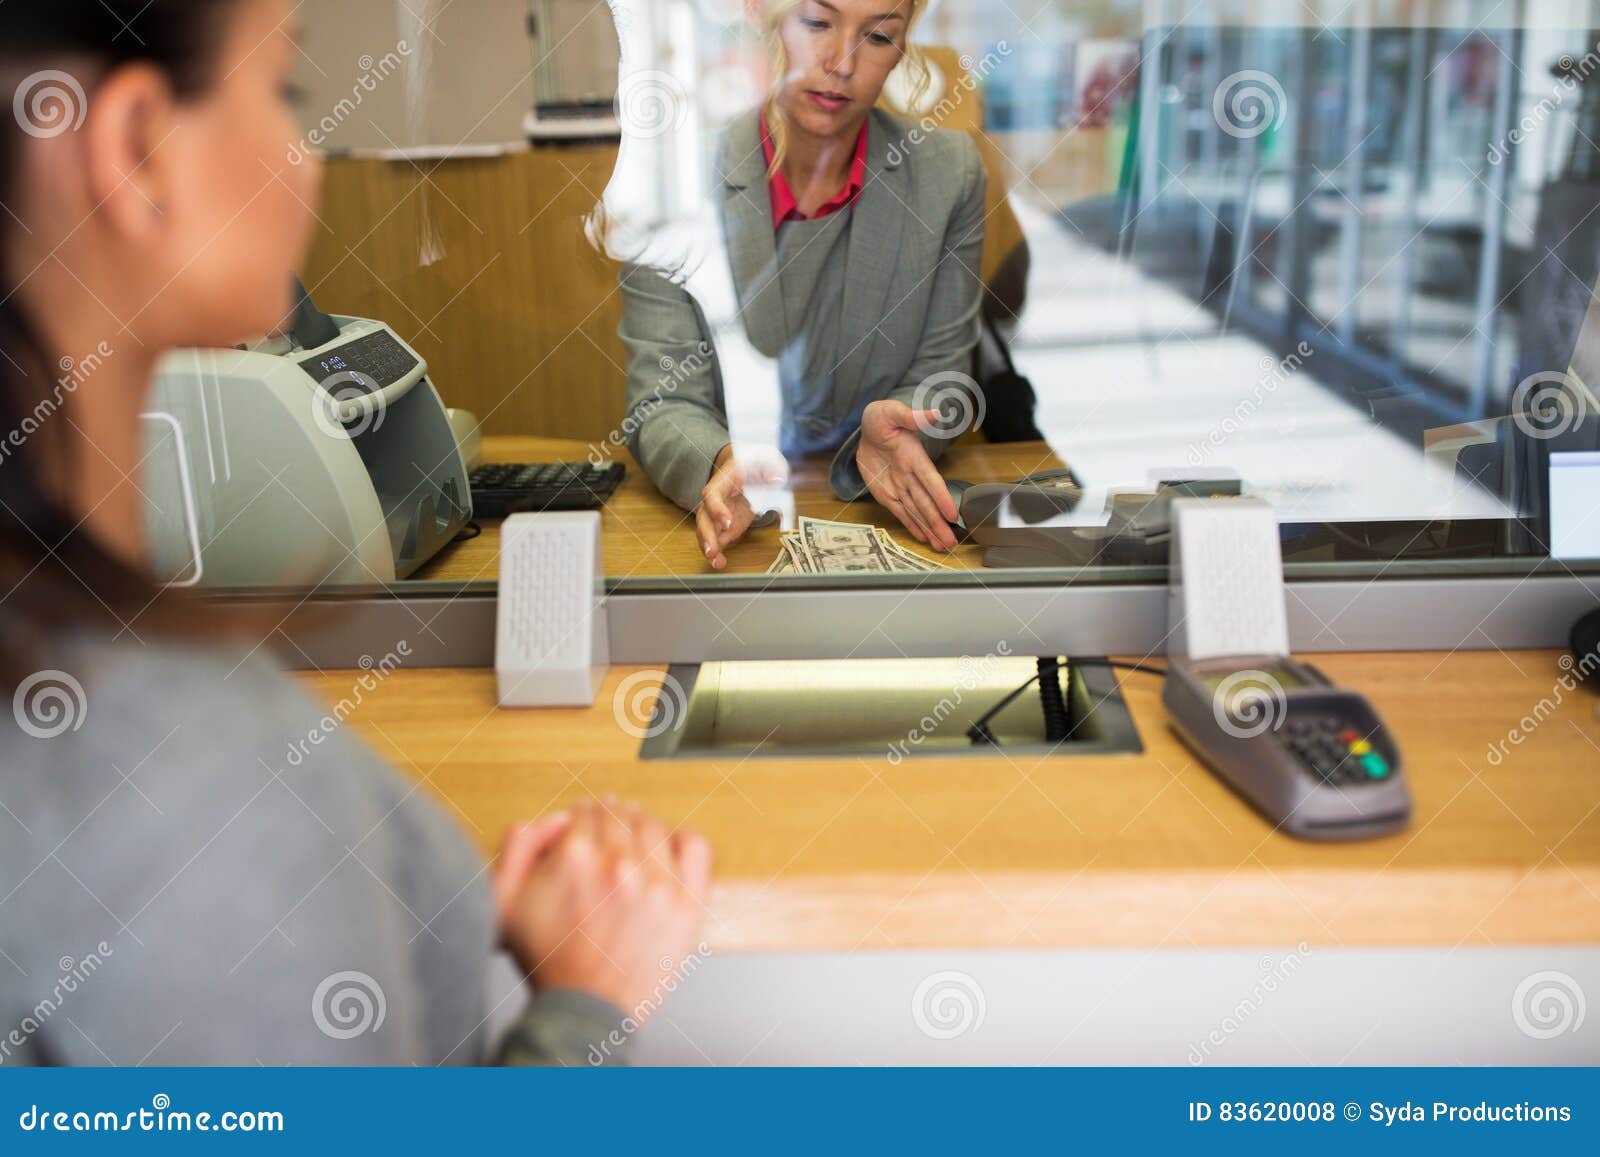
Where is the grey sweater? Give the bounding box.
[0,637,626,1067]
[618,109,988,512]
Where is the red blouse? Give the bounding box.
[759,112,869,229]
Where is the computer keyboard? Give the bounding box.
[468,461,625,519]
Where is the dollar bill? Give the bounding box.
[796,516,895,573]
[767,518,947,574]
[781,535,811,574]
[874,528,944,572]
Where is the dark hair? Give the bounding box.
[0,1,243,686]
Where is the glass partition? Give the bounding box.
[161,0,1600,596]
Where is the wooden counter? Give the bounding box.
[296,650,1600,951]
[414,434,1069,583]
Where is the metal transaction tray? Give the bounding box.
[638,656,1143,761]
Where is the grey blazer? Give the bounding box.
[618,106,988,511]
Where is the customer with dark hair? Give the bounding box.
[0,0,710,1065]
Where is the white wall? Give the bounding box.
[628,947,1600,1066]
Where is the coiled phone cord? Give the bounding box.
[1036,657,1070,744]
[967,658,1168,748]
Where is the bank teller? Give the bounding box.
[617,0,987,568]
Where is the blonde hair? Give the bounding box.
[763,0,930,176]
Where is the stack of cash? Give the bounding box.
[767,516,946,574]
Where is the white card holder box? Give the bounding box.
[1167,498,1290,661]
[496,512,611,707]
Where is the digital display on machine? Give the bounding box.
[298,330,420,391]
[1202,667,1306,693]
[308,352,352,377]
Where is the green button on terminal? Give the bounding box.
[1360,753,1390,779]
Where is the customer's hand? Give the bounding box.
[856,400,960,552]
[696,444,785,570]
[492,798,712,1022]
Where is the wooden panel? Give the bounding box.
[295,650,1600,949]
[300,146,626,443]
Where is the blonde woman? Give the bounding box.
[619,0,987,568]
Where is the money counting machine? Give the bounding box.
[141,285,471,586]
